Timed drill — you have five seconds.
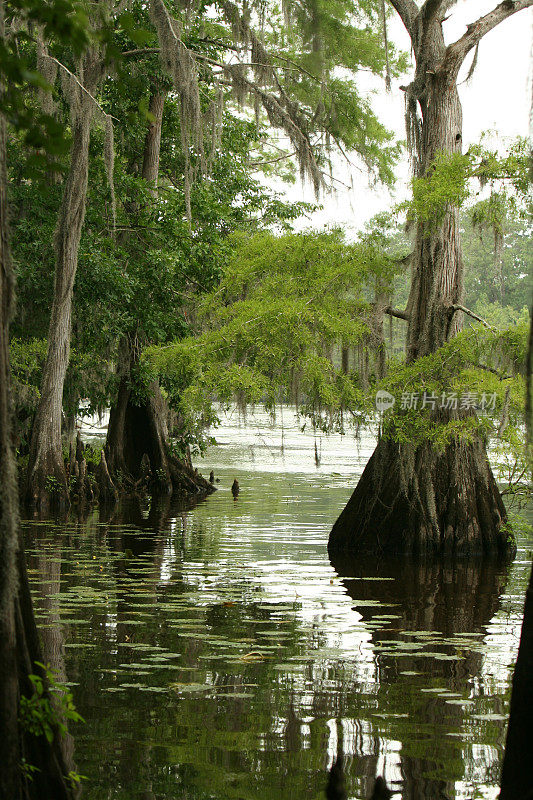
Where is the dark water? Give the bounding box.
[25,409,532,800]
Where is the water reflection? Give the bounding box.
[28,529,80,784]
[23,407,530,800]
[330,555,509,798]
[24,503,525,800]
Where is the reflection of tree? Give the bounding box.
[26,495,515,800]
[28,531,79,784]
[500,563,533,799]
[330,554,508,799]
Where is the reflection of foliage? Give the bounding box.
[26,484,531,800]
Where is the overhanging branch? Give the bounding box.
[443,0,533,76]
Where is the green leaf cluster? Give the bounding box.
[19,661,84,745]
[409,137,532,227]
[145,228,400,431]
[375,324,530,495]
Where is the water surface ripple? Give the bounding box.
[25,407,531,799]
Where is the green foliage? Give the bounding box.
[409,137,532,226]
[0,0,90,161]
[502,513,532,547]
[411,152,472,224]
[44,475,62,495]
[145,228,401,431]
[9,337,112,443]
[10,71,314,429]
[7,0,406,453]
[20,758,40,782]
[373,323,531,493]
[215,0,405,185]
[10,337,47,377]
[19,661,84,745]
[82,443,102,469]
[462,207,532,313]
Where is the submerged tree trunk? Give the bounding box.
[329,3,515,558]
[25,67,97,513]
[0,66,78,799]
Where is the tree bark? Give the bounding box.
[329,4,515,557]
[106,89,212,499]
[25,60,99,514]
[0,47,21,798]
[329,417,511,557]
[105,336,213,497]
[0,39,78,796]
[142,90,166,190]
[96,448,118,504]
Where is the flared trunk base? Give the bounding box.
[105,378,213,499]
[24,448,70,516]
[328,434,514,559]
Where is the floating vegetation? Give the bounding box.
[22,466,530,800]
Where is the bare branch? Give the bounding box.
[247,151,296,167]
[443,0,533,76]
[48,56,113,119]
[384,306,409,321]
[451,304,496,330]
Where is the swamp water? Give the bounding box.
[24,408,532,800]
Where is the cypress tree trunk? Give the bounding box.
[142,90,166,192]
[105,339,175,493]
[329,7,514,558]
[25,68,97,514]
[105,90,212,498]
[105,336,213,497]
[0,52,78,798]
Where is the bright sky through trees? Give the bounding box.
[280,0,533,234]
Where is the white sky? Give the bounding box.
[276,0,533,236]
